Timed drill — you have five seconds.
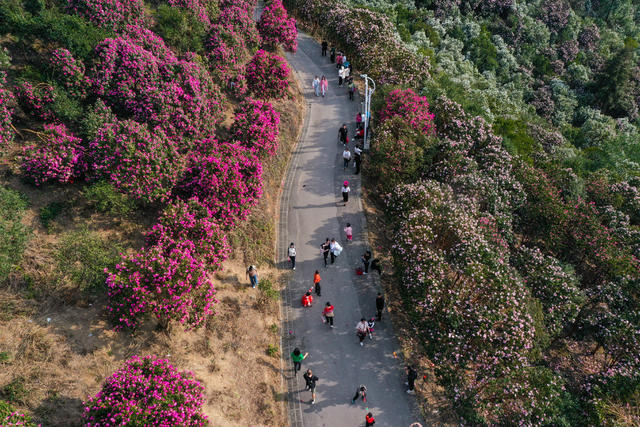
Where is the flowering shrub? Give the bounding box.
[14,81,56,121]
[226,72,248,99]
[67,0,146,31]
[106,235,216,330]
[168,0,211,26]
[1,411,37,427]
[258,0,298,52]
[0,72,14,148]
[205,24,248,80]
[379,89,434,134]
[83,355,207,425]
[88,119,184,204]
[175,141,263,227]
[230,98,280,157]
[89,29,224,139]
[245,49,290,99]
[146,197,231,269]
[218,4,261,51]
[21,124,85,186]
[48,48,88,98]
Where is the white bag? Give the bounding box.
[332,242,343,256]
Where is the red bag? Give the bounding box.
[356,267,363,275]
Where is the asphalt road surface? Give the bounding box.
[279,31,425,427]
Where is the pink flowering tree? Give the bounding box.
[14,81,57,121]
[67,0,146,31]
[83,355,207,426]
[21,124,85,186]
[0,72,14,148]
[230,98,280,157]
[379,89,435,134]
[88,119,185,204]
[48,48,88,98]
[89,28,224,139]
[106,235,216,330]
[175,141,263,227]
[245,49,290,99]
[205,24,248,80]
[258,0,298,52]
[217,4,261,51]
[146,197,231,269]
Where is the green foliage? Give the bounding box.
[154,5,207,53]
[493,117,540,160]
[51,85,83,122]
[82,181,135,216]
[467,26,498,72]
[266,344,279,357]
[0,186,30,283]
[55,227,123,297]
[0,377,28,404]
[39,201,65,231]
[258,278,279,301]
[24,0,45,15]
[0,352,10,364]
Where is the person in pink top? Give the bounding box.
[344,223,353,241]
[320,75,328,97]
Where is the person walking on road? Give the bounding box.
[312,76,320,97]
[338,123,348,146]
[321,40,328,56]
[344,222,353,242]
[342,147,351,170]
[352,384,367,403]
[288,242,297,270]
[329,238,342,264]
[338,65,346,86]
[348,79,355,100]
[246,264,259,288]
[353,144,362,174]
[320,238,330,267]
[313,270,322,296]
[330,46,336,63]
[376,292,385,321]
[320,75,328,97]
[366,412,376,426]
[303,369,319,404]
[322,301,335,328]
[361,250,372,274]
[342,181,351,205]
[291,348,308,376]
[406,365,418,394]
[356,318,370,346]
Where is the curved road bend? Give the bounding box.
[278,31,425,427]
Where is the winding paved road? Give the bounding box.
[278,32,425,427]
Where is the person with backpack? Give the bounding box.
[313,270,322,296]
[355,318,370,346]
[366,412,376,426]
[329,238,342,264]
[322,301,335,328]
[351,384,367,403]
[375,292,385,321]
[288,242,297,270]
[406,365,418,394]
[341,181,351,205]
[303,369,319,404]
[246,265,259,288]
[291,348,308,376]
[321,40,328,56]
[320,238,330,267]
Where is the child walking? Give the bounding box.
[313,270,321,296]
[322,302,334,328]
[352,385,367,403]
[344,223,353,242]
[341,181,350,204]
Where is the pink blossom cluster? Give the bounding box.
[67,0,146,31]
[230,98,280,157]
[217,4,261,51]
[258,0,298,52]
[14,81,57,121]
[205,24,248,80]
[83,355,207,426]
[88,118,184,204]
[0,72,14,148]
[48,48,88,98]
[21,123,85,186]
[89,27,224,139]
[175,140,263,227]
[379,89,435,134]
[1,411,37,426]
[245,49,290,99]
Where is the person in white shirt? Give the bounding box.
[341,180,351,204]
[338,66,346,86]
[355,318,370,346]
[312,76,320,97]
[288,242,297,270]
[342,148,351,170]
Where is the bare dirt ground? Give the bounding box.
[0,66,305,426]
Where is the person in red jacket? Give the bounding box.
[301,290,314,307]
[365,412,375,426]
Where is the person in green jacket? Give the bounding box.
[291,347,308,376]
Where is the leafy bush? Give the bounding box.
[154,4,208,53]
[0,401,37,427]
[245,49,290,99]
[39,201,66,231]
[48,48,88,98]
[67,0,146,31]
[56,228,123,296]
[82,181,135,216]
[83,355,207,426]
[0,72,14,148]
[14,81,56,121]
[230,98,280,157]
[258,0,297,52]
[0,377,28,404]
[0,186,29,282]
[21,123,85,186]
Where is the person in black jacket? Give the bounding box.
[375,293,385,321]
[361,250,372,274]
[338,123,348,145]
[303,369,319,404]
[321,40,328,56]
[320,238,330,267]
[405,365,418,394]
